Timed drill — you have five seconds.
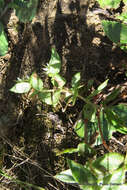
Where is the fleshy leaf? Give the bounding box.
[102,20,127,44]
[88,79,109,99]
[51,74,66,87]
[71,72,81,88]
[55,169,76,183]
[52,90,61,107]
[74,119,85,138]
[92,153,124,177]
[102,167,125,190]
[0,22,8,56]
[30,73,43,91]
[45,48,61,77]
[67,159,97,185]
[75,110,116,146]
[38,91,52,105]
[10,82,31,93]
[105,106,127,134]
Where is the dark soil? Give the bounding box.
[0,0,127,189]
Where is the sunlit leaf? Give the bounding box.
[105,106,127,134]
[74,119,85,138]
[71,72,81,88]
[0,22,8,56]
[88,79,109,99]
[56,148,78,156]
[55,169,76,183]
[102,20,127,44]
[92,153,124,177]
[75,110,116,146]
[51,74,66,87]
[67,159,97,185]
[116,13,127,23]
[45,48,61,77]
[52,90,61,107]
[102,167,125,190]
[38,91,52,105]
[10,82,31,93]
[97,0,121,8]
[30,73,43,91]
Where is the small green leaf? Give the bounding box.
[51,74,66,87]
[10,82,31,93]
[97,0,121,8]
[30,73,43,91]
[52,90,61,107]
[92,153,124,176]
[13,0,38,23]
[88,79,109,99]
[45,48,61,77]
[116,13,127,23]
[102,20,127,44]
[67,159,97,185]
[0,22,8,56]
[102,167,125,190]
[38,91,52,105]
[74,119,85,138]
[105,105,127,134]
[56,148,78,156]
[97,79,109,91]
[71,72,81,88]
[55,169,76,183]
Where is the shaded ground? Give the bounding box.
[0,0,127,189]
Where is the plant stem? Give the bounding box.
[97,109,112,152]
[84,119,88,144]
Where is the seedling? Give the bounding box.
[10,48,127,189]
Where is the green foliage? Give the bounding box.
[0,22,8,56]
[10,81,31,93]
[96,0,121,8]
[102,20,127,44]
[10,48,127,189]
[96,0,127,51]
[56,153,127,190]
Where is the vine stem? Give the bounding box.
[96,108,112,152]
[84,119,88,144]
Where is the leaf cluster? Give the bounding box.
[10,48,127,190]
